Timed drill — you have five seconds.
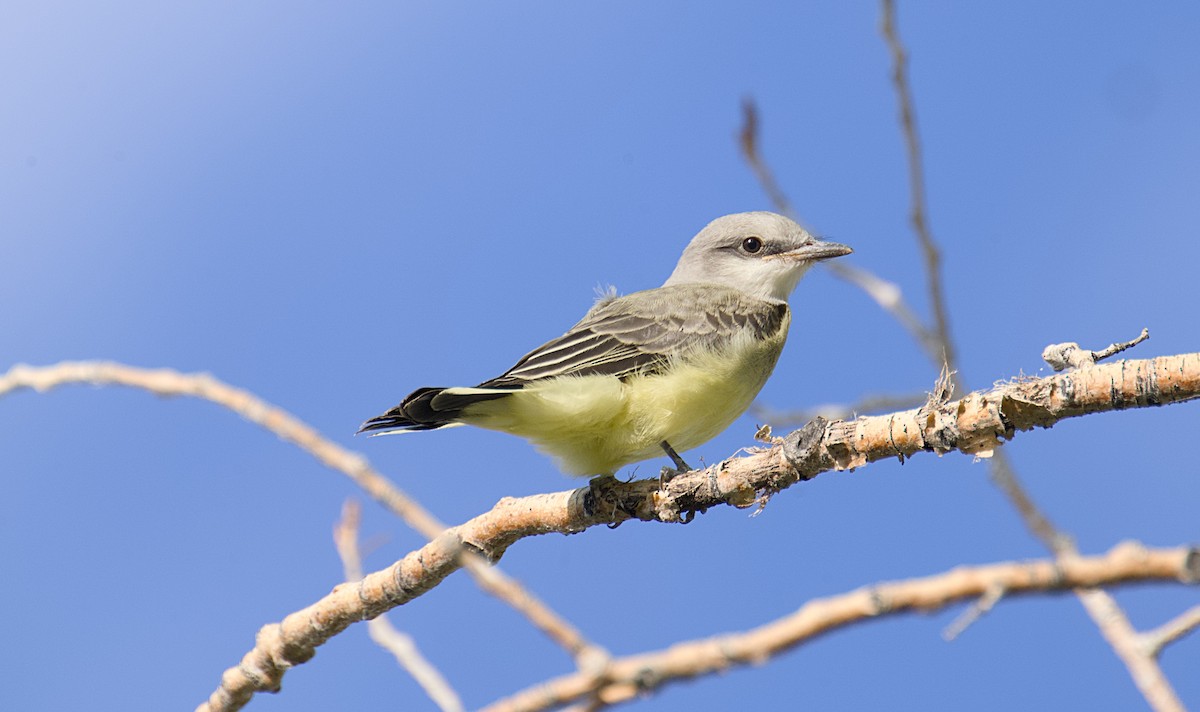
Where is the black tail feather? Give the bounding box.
[358,387,446,434]
[357,385,519,435]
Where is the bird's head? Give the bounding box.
[662,211,852,302]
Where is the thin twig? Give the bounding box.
[1139,605,1200,659]
[334,500,465,712]
[879,0,954,369]
[984,450,1074,554]
[1043,328,1151,372]
[738,98,796,218]
[941,584,1006,641]
[0,361,604,667]
[1093,327,1152,361]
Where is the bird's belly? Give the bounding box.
[463,330,785,476]
[625,334,780,456]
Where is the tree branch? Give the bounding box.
[186,352,1200,710]
[483,542,1200,712]
[879,0,954,368]
[1140,605,1200,659]
[737,97,795,218]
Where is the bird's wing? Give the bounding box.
[479,284,788,387]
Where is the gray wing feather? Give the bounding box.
[479,284,787,387]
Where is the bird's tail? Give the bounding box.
[358,386,518,434]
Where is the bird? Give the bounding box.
[359,211,851,477]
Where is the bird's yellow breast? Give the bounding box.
[460,315,790,476]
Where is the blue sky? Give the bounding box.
[2,2,1198,710]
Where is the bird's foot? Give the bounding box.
[586,474,626,528]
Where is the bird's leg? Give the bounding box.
[659,440,692,482]
[660,440,692,472]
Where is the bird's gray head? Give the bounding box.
[662,212,852,302]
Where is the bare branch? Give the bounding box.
[0,361,603,667]
[1043,328,1151,372]
[334,500,464,712]
[184,352,1200,710]
[484,542,1200,712]
[879,0,953,368]
[985,450,1074,553]
[1140,605,1200,659]
[738,98,795,218]
[941,584,1005,641]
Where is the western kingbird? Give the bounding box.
[360,211,851,476]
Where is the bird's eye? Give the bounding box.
[741,236,763,254]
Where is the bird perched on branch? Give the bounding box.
[360,211,851,477]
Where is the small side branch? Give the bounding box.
[1043,328,1151,371]
[1139,605,1200,659]
[941,584,1005,641]
[738,98,795,218]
